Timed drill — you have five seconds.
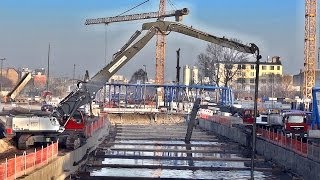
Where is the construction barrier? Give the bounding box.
[257,128,308,156]
[84,116,106,138]
[0,141,58,180]
[203,115,242,127]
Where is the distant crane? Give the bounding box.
[303,0,317,100]
[85,0,189,85]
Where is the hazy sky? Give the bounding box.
[0,0,305,81]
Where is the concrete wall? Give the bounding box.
[198,119,250,146]
[198,118,320,180]
[22,120,111,180]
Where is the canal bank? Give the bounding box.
[21,119,111,180]
[198,116,320,180]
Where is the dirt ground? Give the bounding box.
[0,139,14,154]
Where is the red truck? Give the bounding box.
[282,111,310,138]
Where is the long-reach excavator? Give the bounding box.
[4,20,260,150]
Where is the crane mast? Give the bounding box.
[303,0,317,100]
[155,0,166,85]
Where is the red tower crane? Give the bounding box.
[303,0,317,100]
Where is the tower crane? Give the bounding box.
[303,0,317,100]
[85,1,184,85]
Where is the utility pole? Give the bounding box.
[143,65,147,109]
[46,43,51,92]
[0,58,6,93]
[176,48,181,105]
[73,64,76,87]
[176,48,181,85]
[251,49,262,180]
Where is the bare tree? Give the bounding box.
[196,39,250,87]
[259,74,296,99]
[275,75,296,98]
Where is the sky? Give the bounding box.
[0,0,307,81]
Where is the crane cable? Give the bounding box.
[168,0,177,10]
[104,24,108,65]
[116,0,150,17]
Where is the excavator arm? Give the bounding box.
[54,20,260,126]
[142,21,258,54]
[54,26,158,125]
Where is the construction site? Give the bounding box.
[0,0,320,179]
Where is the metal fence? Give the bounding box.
[201,115,320,163]
[0,141,59,180]
[258,128,320,162]
[84,116,106,137]
[257,128,308,156]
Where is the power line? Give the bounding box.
[117,0,150,16]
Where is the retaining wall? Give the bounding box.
[21,120,111,180]
[198,118,320,180]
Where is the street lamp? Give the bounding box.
[0,58,6,93]
[143,65,147,109]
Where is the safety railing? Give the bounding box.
[200,115,320,162]
[84,116,106,137]
[257,128,308,156]
[0,141,59,180]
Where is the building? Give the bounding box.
[293,69,320,92]
[109,74,128,84]
[34,73,47,88]
[183,65,191,86]
[183,65,199,85]
[210,56,283,96]
[233,56,283,92]
[191,66,199,84]
[1,68,19,88]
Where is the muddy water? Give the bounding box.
[86,123,295,179]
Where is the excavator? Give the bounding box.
[3,20,260,150]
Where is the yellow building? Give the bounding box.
[233,56,283,92]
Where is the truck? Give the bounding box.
[241,108,309,137]
[240,109,283,131]
[282,110,310,138]
[3,20,259,149]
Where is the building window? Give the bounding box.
[237,78,245,83]
[251,65,255,69]
[270,66,274,70]
[242,65,246,69]
[250,78,255,83]
[250,72,255,77]
[238,64,242,69]
[262,66,266,70]
[277,66,280,70]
